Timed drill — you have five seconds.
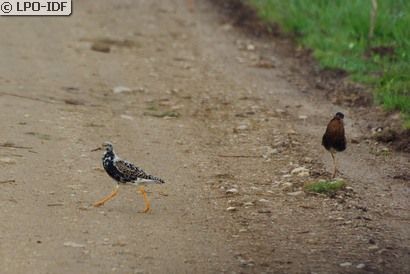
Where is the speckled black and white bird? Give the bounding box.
[322,112,347,178]
[91,142,165,212]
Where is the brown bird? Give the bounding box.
[322,112,347,178]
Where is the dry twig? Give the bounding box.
[217,154,262,158]
[0,92,60,104]
[0,179,16,184]
[0,142,32,149]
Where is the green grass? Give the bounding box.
[38,134,51,140]
[248,0,410,126]
[304,180,347,195]
[143,111,180,118]
[144,105,180,118]
[146,105,159,111]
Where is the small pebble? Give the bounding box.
[220,24,232,31]
[345,186,354,192]
[243,202,254,207]
[287,191,304,196]
[246,44,255,51]
[356,263,366,269]
[226,207,237,211]
[307,238,318,244]
[226,188,239,194]
[291,167,309,175]
[64,242,86,248]
[236,125,248,131]
[0,158,16,164]
[368,245,379,251]
[112,86,132,94]
[340,262,352,267]
[236,56,244,63]
[297,171,310,177]
[120,115,134,120]
[266,148,278,155]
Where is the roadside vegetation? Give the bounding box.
[248,0,410,126]
[304,180,348,196]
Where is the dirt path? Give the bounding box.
[0,0,408,273]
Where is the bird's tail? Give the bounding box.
[138,177,165,185]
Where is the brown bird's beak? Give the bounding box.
[91,146,102,152]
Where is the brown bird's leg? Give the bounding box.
[94,185,119,207]
[137,185,151,213]
[188,0,194,12]
[331,152,344,178]
[330,152,344,178]
[330,152,337,178]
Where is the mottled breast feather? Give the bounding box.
[102,151,126,182]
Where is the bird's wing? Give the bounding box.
[113,158,164,183]
[323,118,347,151]
[113,158,148,180]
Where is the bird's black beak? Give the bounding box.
[91,146,103,152]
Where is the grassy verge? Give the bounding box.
[144,105,180,118]
[304,180,348,195]
[248,0,410,126]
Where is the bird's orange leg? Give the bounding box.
[137,185,151,213]
[94,185,119,207]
